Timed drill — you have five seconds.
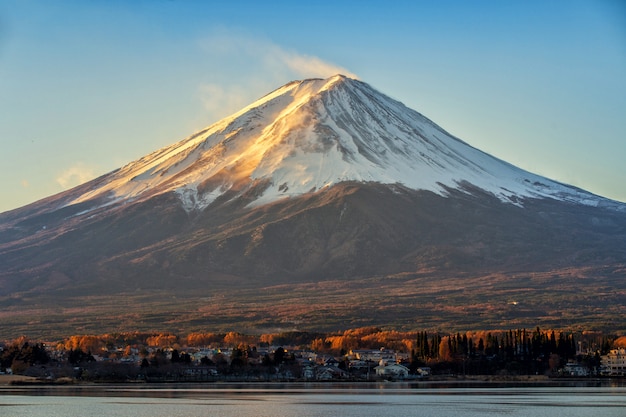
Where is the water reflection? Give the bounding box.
[1,381,625,417]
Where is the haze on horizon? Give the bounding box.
[1,0,625,213]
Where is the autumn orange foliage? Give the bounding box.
[614,336,626,348]
[51,327,620,358]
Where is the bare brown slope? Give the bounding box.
[1,182,625,338]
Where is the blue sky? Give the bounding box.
[1,0,625,212]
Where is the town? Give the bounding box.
[1,328,625,383]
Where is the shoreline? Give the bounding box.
[4,373,623,387]
[0,375,39,385]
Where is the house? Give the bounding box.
[302,364,315,380]
[350,348,397,364]
[601,348,626,376]
[316,365,348,380]
[296,350,318,362]
[318,356,340,367]
[375,363,410,378]
[347,359,371,370]
[562,362,590,377]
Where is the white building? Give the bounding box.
[350,348,397,364]
[601,348,626,376]
[562,362,590,377]
[374,363,410,378]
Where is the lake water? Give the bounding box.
[1,381,625,417]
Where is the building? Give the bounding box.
[374,363,410,378]
[601,348,626,376]
[316,365,348,380]
[562,362,590,377]
[350,348,397,364]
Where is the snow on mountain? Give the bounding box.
[67,74,613,213]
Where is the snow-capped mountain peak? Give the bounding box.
[67,75,613,212]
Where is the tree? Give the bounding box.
[0,341,50,372]
[273,347,285,365]
[438,337,452,362]
[123,345,133,357]
[149,349,167,367]
[230,347,247,369]
[68,348,95,365]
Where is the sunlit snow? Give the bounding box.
[66,74,607,213]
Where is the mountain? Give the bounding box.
[22,74,622,212]
[1,75,625,338]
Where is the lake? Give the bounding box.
[1,381,625,417]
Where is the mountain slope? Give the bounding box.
[0,75,625,338]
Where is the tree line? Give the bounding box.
[1,327,621,379]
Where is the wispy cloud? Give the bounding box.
[56,162,96,189]
[201,30,357,79]
[281,52,357,80]
[198,83,251,119]
[197,30,358,119]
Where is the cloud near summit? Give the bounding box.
[197,30,357,119]
[273,48,358,80]
[56,163,96,190]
